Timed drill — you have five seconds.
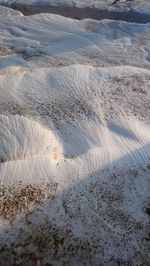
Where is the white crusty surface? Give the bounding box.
[0,6,150,266]
[0,11,150,70]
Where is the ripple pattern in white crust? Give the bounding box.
[0,115,63,163]
[0,66,150,266]
[0,65,150,184]
[0,9,150,266]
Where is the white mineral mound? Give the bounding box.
[0,65,150,265]
[0,12,150,70]
[0,5,23,17]
[0,115,63,163]
[0,7,150,266]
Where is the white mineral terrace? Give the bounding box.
[0,4,150,266]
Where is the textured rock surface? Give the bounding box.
[0,5,150,266]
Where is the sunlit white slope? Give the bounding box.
[0,64,150,266]
[0,61,150,266]
[0,115,63,163]
[0,5,23,18]
[0,65,150,186]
